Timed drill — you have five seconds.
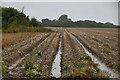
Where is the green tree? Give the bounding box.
[30,18,39,26]
[2,7,19,28]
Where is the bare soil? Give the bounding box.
[2,27,119,78]
[67,28,119,71]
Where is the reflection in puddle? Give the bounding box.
[51,35,62,78]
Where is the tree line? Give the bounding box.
[42,15,118,28]
[2,7,119,28]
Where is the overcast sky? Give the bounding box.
[2,2,118,25]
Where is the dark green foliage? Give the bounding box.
[94,67,100,72]
[30,18,39,26]
[25,64,44,76]
[78,62,86,68]
[33,64,44,72]
[35,51,43,56]
[2,7,18,28]
[2,7,52,33]
[2,7,42,29]
[42,14,116,28]
[25,63,44,76]
[2,7,29,28]
[72,67,109,78]
[26,69,37,76]
[101,49,112,54]
[2,64,9,74]
[80,54,90,59]
[63,64,68,70]
[15,61,44,76]
[24,60,34,70]
[2,7,117,28]
[58,14,68,20]
[15,65,25,71]
[111,64,120,70]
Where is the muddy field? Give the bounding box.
[67,28,119,71]
[2,27,119,79]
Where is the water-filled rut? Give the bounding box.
[68,31,119,78]
[51,34,62,78]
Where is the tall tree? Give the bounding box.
[30,18,39,26]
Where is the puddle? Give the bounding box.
[51,35,62,78]
[70,33,119,78]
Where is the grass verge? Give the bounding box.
[2,26,52,33]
